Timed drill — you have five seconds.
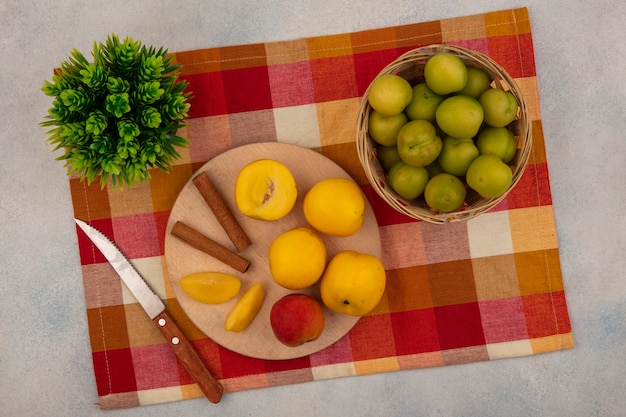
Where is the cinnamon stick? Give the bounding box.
[192,171,252,253]
[171,221,250,273]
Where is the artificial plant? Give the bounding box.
[41,34,192,188]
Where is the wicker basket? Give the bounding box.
[356,44,532,224]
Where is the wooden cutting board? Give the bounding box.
[164,142,382,360]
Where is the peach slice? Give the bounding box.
[180,272,241,304]
[224,282,265,332]
[235,159,297,221]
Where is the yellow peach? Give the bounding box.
[303,178,365,237]
[320,250,386,316]
[269,227,327,290]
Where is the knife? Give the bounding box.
[74,218,223,404]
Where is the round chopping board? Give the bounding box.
[164,142,382,360]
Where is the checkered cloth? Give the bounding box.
[70,7,573,409]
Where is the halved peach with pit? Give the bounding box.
[235,159,297,221]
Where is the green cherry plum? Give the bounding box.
[377,144,402,171]
[424,173,467,213]
[476,126,517,163]
[396,120,442,167]
[437,137,480,177]
[424,52,468,95]
[368,110,408,146]
[479,88,519,127]
[435,95,484,139]
[368,74,413,116]
[404,83,444,122]
[466,154,513,198]
[458,66,491,99]
[388,160,429,200]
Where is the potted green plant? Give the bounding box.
[41,34,192,188]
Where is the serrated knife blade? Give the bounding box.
[74,218,165,319]
[74,218,223,403]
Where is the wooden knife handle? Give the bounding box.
[153,311,223,403]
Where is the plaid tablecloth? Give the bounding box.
[70,7,573,409]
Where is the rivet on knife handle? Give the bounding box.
[153,311,224,403]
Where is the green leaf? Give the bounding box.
[89,134,115,154]
[138,55,164,82]
[60,122,88,145]
[106,76,130,94]
[60,89,90,113]
[41,80,61,97]
[105,34,140,76]
[140,106,162,128]
[136,81,164,104]
[163,132,189,148]
[85,110,108,135]
[117,119,140,140]
[80,63,108,90]
[100,154,123,175]
[161,94,190,120]
[69,48,90,70]
[116,138,139,160]
[46,100,72,124]
[105,92,131,118]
